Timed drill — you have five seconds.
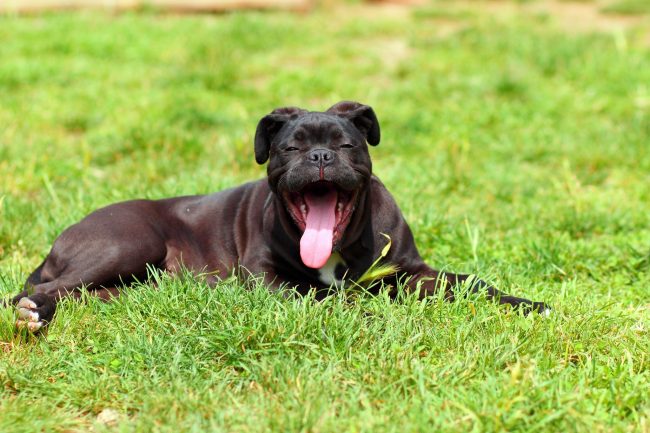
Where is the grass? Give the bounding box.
[602,0,650,16]
[0,2,649,432]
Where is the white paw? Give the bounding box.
[16,297,44,332]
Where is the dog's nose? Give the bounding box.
[307,148,335,166]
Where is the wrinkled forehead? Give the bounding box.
[285,112,356,139]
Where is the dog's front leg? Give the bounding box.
[402,264,550,314]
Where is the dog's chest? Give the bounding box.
[317,253,348,286]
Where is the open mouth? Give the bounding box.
[283,181,358,269]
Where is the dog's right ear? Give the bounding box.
[326,101,380,146]
[254,107,307,164]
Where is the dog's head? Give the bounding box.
[254,101,380,269]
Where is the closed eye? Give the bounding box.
[340,144,354,149]
[285,146,299,151]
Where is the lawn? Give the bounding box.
[0,1,649,432]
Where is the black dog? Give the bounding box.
[12,101,548,331]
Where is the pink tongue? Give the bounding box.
[300,189,337,269]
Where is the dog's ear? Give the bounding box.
[326,101,380,146]
[254,107,307,164]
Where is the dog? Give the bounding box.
[11,101,549,332]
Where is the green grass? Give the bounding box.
[0,3,649,432]
[602,0,650,15]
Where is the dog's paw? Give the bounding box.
[15,293,56,333]
[500,296,551,316]
[523,300,552,316]
[534,301,552,316]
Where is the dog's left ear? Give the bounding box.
[326,101,380,146]
[254,107,307,164]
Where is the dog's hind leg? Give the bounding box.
[25,259,46,289]
[6,260,47,310]
[11,201,170,332]
[15,285,121,332]
[13,255,158,333]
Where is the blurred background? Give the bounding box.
[2,0,650,15]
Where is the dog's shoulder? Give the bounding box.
[368,175,399,208]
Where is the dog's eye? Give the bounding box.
[285,146,299,152]
[340,143,354,149]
